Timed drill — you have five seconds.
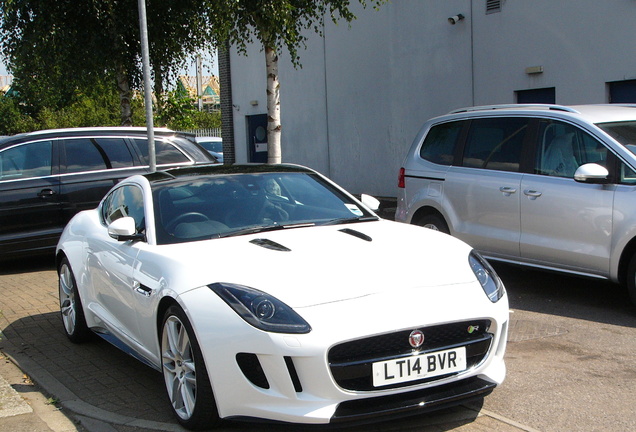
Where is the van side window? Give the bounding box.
[535,120,608,178]
[419,121,462,165]
[620,162,636,184]
[461,118,527,172]
[0,141,53,180]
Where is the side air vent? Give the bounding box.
[236,353,270,389]
[249,238,291,251]
[486,0,502,14]
[339,228,372,242]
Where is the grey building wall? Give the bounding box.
[228,0,636,197]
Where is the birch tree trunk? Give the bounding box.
[117,65,133,126]
[265,46,281,164]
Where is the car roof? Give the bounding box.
[0,126,184,147]
[445,104,636,124]
[144,163,316,184]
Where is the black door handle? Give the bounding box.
[38,189,57,198]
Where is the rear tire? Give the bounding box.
[58,258,92,343]
[161,305,220,430]
[625,255,636,306]
[414,213,450,235]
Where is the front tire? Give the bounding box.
[161,305,220,430]
[58,258,92,343]
[625,254,636,306]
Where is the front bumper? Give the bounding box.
[179,282,508,425]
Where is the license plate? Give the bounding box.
[372,347,467,387]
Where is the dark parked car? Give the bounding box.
[0,127,215,259]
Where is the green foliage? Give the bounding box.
[0,0,216,122]
[0,96,38,135]
[0,89,220,135]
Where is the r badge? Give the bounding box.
[408,330,425,348]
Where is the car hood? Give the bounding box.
[148,220,477,308]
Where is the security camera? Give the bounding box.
[448,14,465,25]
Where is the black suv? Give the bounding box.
[0,127,216,259]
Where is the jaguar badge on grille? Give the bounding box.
[408,330,425,348]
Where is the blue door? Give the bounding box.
[247,114,268,163]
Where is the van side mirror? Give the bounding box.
[108,217,146,242]
[573,163,610,184]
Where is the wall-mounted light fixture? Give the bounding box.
[250,100,259,106]
[525,66,544,75]
[448,14,465,25]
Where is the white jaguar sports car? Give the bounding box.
[56,164,508,430]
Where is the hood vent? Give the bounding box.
[250,238,291,252]
[339,228,372,242]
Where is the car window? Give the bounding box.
[461,118,527,172]
[596,121,636,147]
[419,121,463,165]
[102,185,145,232]
[0,141,53,180]
[63,138,135,173]
[620,161,636,184]
[198,140,223,153]
[132,138,190,165]
[535,120,608,178]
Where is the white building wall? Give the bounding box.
[472,0,636,105]
[229,0,636,197]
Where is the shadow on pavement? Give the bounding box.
[493,262,636,328]
[0,254,56,275]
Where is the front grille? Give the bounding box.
[328,320,492,391]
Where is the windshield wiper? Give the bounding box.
[320,216,379,226]
[217,222,315,238]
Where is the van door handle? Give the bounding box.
[499,187,517,196]
[524,189,542,198]
[38,188,57,198]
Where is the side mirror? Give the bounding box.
[574,163,610,184]
[360,193,381,212]
[108,217,145,242]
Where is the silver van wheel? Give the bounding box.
[626,255,636,307]
[415,214,450,235]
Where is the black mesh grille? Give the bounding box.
[328,320,492,391]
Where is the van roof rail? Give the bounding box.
[449,104,580,114]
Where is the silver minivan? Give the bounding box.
[396,104,636,305]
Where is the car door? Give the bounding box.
[519,119,614,276]
[444,117,531,259]
[0,139,61,256]
[86,183,148,348]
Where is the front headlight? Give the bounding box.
[469,251,505,302]
[209,283,311,334]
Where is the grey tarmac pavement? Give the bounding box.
[3,200,636,431]
[0,254,534,432]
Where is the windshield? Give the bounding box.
[153,171,376,245]
[199,140,223,153]
[597,121,636,154]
